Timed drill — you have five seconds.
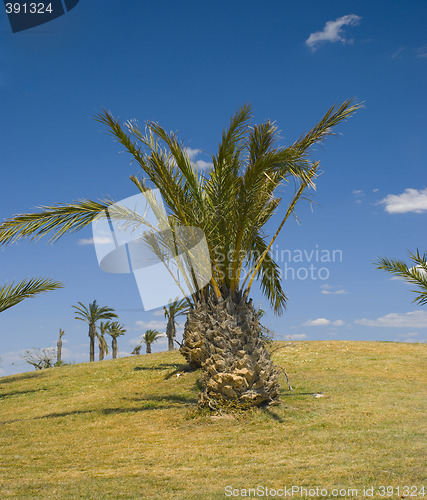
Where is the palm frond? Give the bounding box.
[0,277,63,313]
[0,199,111,246]
[375,249,427,306]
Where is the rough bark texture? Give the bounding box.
[112,338,118,359]
[181,293,280,408]
[146,343,152,354]
[89,324,96,362]
[180,303,209,369]
[166,317,175,351]
[99,341,105,361]
[56,340,62,365]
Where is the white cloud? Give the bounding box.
[373,188,379,193]
[185,147,202,160]
[322,289,348,295]
[302,317,345,327]
[378,188,427,214]
[195,159,213,170]
[78,236,113,246]
[134,320,166,331]
[355,311,427,328]
[306,14,361,52]
[332,320,345,327]
[152,309,165,317]
[302,318,330,326]
[394,332,426,343]
[321,284,348,295]
[352,189,363,195]
[285,334,308,340]
[183,147,212,171]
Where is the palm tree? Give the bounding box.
[375,249,427,306]
[0,101,360,407]
[142,329,164,354]
[0,277,63,313]
[105,321,126,359]
[131,343,142,355]
[163,298,189,351]
[72,300,117,362]
[96,321,110,361]
[56,328,65,365]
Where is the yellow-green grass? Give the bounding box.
[0,341,425,499]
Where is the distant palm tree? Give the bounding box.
[56,329,65,365]
[131,344,142,355]
[0,277,63,313]
[142,329,164,354]
[73,300,117,362]
[96,322,110,361]
[163,299,189,351]
[105,321,126,359]
[375,249,427,306]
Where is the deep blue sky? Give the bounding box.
[1,1,426,375]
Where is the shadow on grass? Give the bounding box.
[134,363,195,380]
[0,372,46,385]
[35,403,179,420]
[35,394,198,420]
[262,408,285,423]
[280,392,318,397]
[124,394,197,405]
[0,388,49,399]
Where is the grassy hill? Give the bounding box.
[0,341,425,499]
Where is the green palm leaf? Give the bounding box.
[0,277,63,313]
[375,249,427,306]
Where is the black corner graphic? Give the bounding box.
[4,0,80,33]
[64,0,79,12]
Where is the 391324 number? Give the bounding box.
[5,3,53,14]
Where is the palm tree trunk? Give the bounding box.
[182,292,280,408]
[99,341,104,361]
[89,324,96,362]
[166,317,175,351]
[180,302,209,369]
[56,339,62,365]
[112,338,118,359]
[146,343,151,354]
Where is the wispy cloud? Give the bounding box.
[285,334,308,340]
[185,147,213,171]
[352,189,365,204]
[393,332,426,342]
[393,45,427,60]
[378,188,427,214]
[78,236,113,246]
[185,147,202,160]
[321,284,348,295]
[355,311,427,328]
[134,320,166,331]
[152,309,165,317]
[416,45,427,58]
[195,159,213,170]
[306,14,361,52]
[322,289,348,295]
[302,318,345,327]
[332,320,345,327]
